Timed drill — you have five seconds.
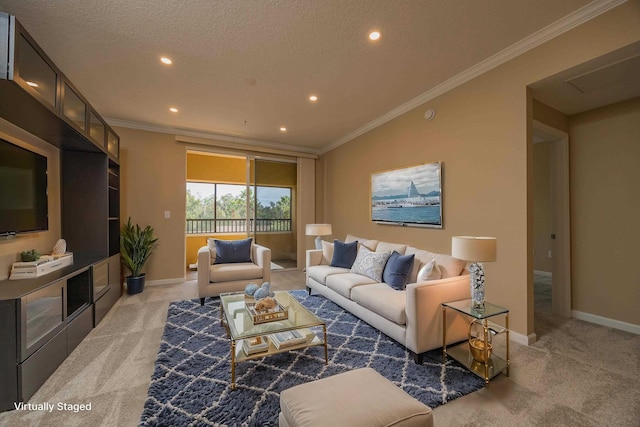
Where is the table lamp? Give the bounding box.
[451,236,497,308]
[305,224,332,249]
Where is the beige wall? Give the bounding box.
[319,2,640,338]
[533,141,552,273]
[0,119,61,280]
[117,127,186,282]
[569,97,640,325]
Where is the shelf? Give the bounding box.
[446,342,508,381]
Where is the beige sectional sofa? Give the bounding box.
[306,234,470,362]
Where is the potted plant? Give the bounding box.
[120,217,158,295]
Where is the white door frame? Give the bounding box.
[533,120,572,318]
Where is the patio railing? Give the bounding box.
[186,218,291,234]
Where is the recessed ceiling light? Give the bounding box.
[369,31,381,41]
[160,57,173,65]
[280,127,287,132]
[26,81,39,87]
[169,107,178,113]
[309,95,318,102]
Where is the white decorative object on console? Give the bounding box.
[451,236,497,308]
[52,238,67,255]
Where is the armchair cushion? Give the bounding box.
[210,262,263,282]
[213,238,253,264]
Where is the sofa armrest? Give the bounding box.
[197,246,212,292]
[252,244,272,283]
[405,274,471,354]
[306,249,323,269]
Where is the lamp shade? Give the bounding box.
[305,223,332,236]
[451,236,497,262]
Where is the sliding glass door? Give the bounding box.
[249,158,297,269]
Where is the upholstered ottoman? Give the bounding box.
[279,368,434,427]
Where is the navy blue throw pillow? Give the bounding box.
[215,238,253,264]
[330,240,358,269]
[383,251,415,290]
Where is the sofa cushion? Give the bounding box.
[350,246,392,282]
[209,262,263,282]
[345,234,379,251]
[352,283,407,325]
[377,241,408,255]
[331,240,358,268]
[416,259,442,282]
[320,240,334,265]
[405,247,466,281]
[308,265,350,285]
[383,251,415,290]
[326,273,376,299]
[213,238,253,264]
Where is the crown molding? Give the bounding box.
[104,117,321,156]
[321,0,627,154]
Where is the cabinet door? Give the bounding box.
[11,21,60,113]
[61,77,88,133]
[89,109,106,149]
[107,129,119,160]
[20,279,65,361]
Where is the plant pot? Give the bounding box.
[126,274,146,295]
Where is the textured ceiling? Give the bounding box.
[1,0,597,152]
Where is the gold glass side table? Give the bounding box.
[442,299,510,384]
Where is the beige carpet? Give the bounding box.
[0,270,638,426]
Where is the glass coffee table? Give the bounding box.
[219,291,328,389]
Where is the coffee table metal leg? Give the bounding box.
[323,324,328,364]
[231,340,236,390]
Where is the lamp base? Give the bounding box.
[314,236,323,250]
[469,262,485,308]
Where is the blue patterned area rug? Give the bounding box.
[140,290,484,426]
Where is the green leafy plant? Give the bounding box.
[120,218,158,277]
[20,249,41,262]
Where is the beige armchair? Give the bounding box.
[197,243,271,305]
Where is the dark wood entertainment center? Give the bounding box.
[0,13,121,411]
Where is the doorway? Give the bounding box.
[532,120,572,328]
[184,151,298,271]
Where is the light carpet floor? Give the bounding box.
[0,270,638,426]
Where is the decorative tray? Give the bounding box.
[246,301,289,324]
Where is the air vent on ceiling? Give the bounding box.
[566,54,640,94]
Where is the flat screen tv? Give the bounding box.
[0,138,48,236]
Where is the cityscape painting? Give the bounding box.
[371,162,442,228]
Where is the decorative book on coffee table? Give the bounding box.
[242,336,269,355]
[269,329,307,349]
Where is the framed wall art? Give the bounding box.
[370,162,442,228]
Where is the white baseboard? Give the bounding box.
[145,277,185,286]
[533,270,552,277]
[509,330,537,346]
[572,310,640,335]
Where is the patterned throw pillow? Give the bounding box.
[383,251,415,290]
[350,246,392,282]
[331,240,359,268]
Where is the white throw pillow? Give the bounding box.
[350,246,391,282]
[417,259,442,282]
[321,240,334,265]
